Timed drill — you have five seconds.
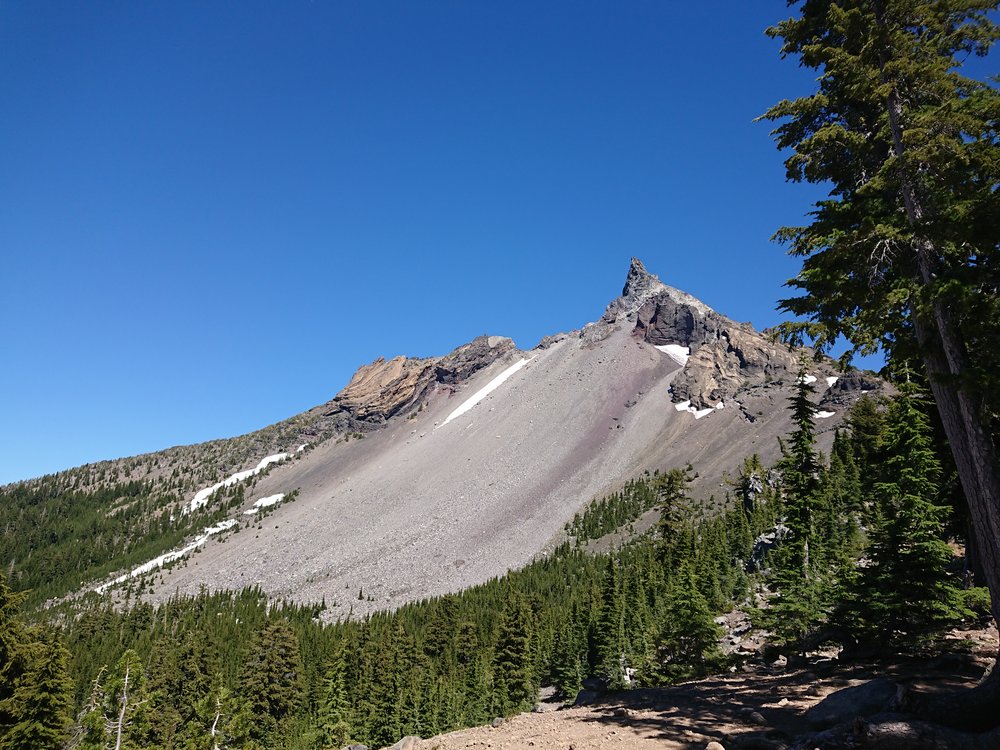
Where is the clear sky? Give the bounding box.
[1,2,988,485]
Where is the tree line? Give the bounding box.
[2,380,983,749]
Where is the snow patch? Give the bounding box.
[439,358,530,428]
[95,520,238,593]
[825,376,839,388]
[799,374,818,385]
[296,443,308,453]
[653,343,690,366]
[816,410,836,419]
[187,452,289,513]
[243,493,286,515]
[673,399,718,419]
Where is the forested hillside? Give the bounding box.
[1,381,987,749]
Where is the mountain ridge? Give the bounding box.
[5,259,882,618]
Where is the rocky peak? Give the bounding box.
[622,257,667,303]
[608,257,714,320]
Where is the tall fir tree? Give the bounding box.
[767,372,830,647]
[762,0,1000,721]
[492,591,536,714]
[653,563,721,683]
[0,631,74,750]
[593,556,627,690]
[849,388,966,644]
[317,642,352,749]
[239,620,305,744]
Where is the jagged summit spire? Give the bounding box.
[622,257,666,300]
[608,257,713,318]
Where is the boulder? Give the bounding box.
[805,678,897,729]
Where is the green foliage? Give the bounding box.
[844,388,968,644]
[761,0,999,371]
[0,574,73,750]
[565,476,662,543]
[653,563,722,682]
[240,621,306,743]
[492,592,537,714]
[0,631,73,750]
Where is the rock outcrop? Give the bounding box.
[604,260,871,410]
[330,335,516,423]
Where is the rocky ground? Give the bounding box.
[394,625,997,750]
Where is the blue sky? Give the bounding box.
[0,2,987,484]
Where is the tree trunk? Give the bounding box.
[875,2,1000,729]
[115,663,129,750]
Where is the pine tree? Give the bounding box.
[766,372,829,647]
[317,642,351,749]
[492,591,536,714]
[656,467,696,570]
[0,573,27,740]
[239,620,305,743]
[0,631,74,750]
[762,0,1000,719]
[593,556,627,689]
[654,563,721,683]
[850,388,967,645]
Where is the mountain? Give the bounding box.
[9,259,880,617]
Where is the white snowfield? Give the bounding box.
[816,410,836,419]
[244,493,285,515]
[438,358,530,428]
[673,399,719,420]
[654,343,691,366]
[95,519,238,593]
[187,452,289,513]
[800,374,818,385]
[826,376,839,388]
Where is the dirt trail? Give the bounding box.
[411,627,996,750]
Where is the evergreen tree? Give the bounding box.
[0,631,74,750]
[593,556,627,689]
[0,574,27,739]
[653,563,721,683]
[766,373,830,647]
[317,643,351,749]
[656,467,696,570]
[239,621,305,743]
[849,388,967,644]
[492,591,536,714]
[762,0,1000,700]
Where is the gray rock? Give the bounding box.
[805,678,897,729]
[344,745,368,750]
[386,737,421,750]
[738,707,768,726]
[490,717,504,728]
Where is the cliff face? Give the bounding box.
[614,258,869,411]
[330,335,517,422]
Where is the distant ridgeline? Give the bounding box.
[1,380,987,750]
